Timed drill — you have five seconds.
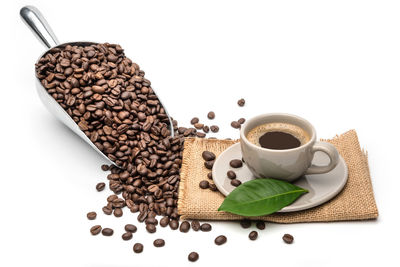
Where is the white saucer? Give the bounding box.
[212,143,348,213]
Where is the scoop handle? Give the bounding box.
[20,6,60,49]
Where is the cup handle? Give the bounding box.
[305,141,339,175]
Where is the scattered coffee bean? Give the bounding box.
[87,211,97,220]
[90,225,102,235]
[238,118,246,124]
[191,117,199,125]
[249,231,258,240]
[204,160,215,169]
[160,216,170,227]
[214,235,227,245]
[188,252,199,262]
[153,239,165,247]
[210,125,219,133]
[96,182,105,192]
[203,125,210,133]
[191,220,201,231]
[102,206,112,215]
[209,183,217,191]
[238,98,245,106]
[230,159,243,168]
[122,232,133,241]
[146,224,157,233]
[200,223,212,232]
[231,121,241,129]
[133,243,144,253]
[113,208,123,217]
[169,220,179,230]
[207,111,215,119]
[227,170,236,179]
[207,172,213,180]
[256,221,266,230]
[231,179,242,187]
[145,217,158,226]
[196,132,206,138]
[180,221,190,233]
[283,234,294,244]
[101,228,114,236]
[199,180,210,189]
[125,224,137,233]
[194,123,204,130]
[101,164,110,171]
[240,219,252,229]
[202,151,216,161]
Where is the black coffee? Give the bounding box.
[259,131,301,150]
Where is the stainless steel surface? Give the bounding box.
[20,6,174,167]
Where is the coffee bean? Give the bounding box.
[102,228,114,236]
[209,183,218,191]
[230,159,243,168]
[214,235,227,245]
[231,121,241,129]
[237,98,245,106]
[207,172,213,180]
[238,118,246,124]
[199,180,209,189]
[90,225,102,235]
[249,231,258,240]
[102,206,112,215]
[191,220,201,231]
[202,151,216,161]
[146,224,157,233]
[133,243,144,253]
[210,125,219,133]
[194,123,204,130]
[282,234,294,244]
[122,232,133,241]
[145,217,158,225]
[240,219,251,229]
[190,117,199,125]
[87,211,97,220]
[113,208,123,217]
[256,221,266,230]
[204,160,215,169]
[169,220,179,230]
[125,224,137,233]
[188,252,199,262]
[196,132,206,138]
[200,223,212,232]
[96,182,105,192]
[231,179,241,187]
[160,216,170,227]
[153,239,165,247]
[179,221,190,233]
[227,170,236,179]
[101,164,109,171]
[207,111,215,119]
[203,125,210,133]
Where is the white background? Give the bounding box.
[1,0,399,266]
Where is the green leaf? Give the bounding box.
[218,178,308,216]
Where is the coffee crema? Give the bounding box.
[246,122,310,150]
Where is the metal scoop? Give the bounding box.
[20,6,174,166]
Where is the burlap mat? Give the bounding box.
[177,130,378,223]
